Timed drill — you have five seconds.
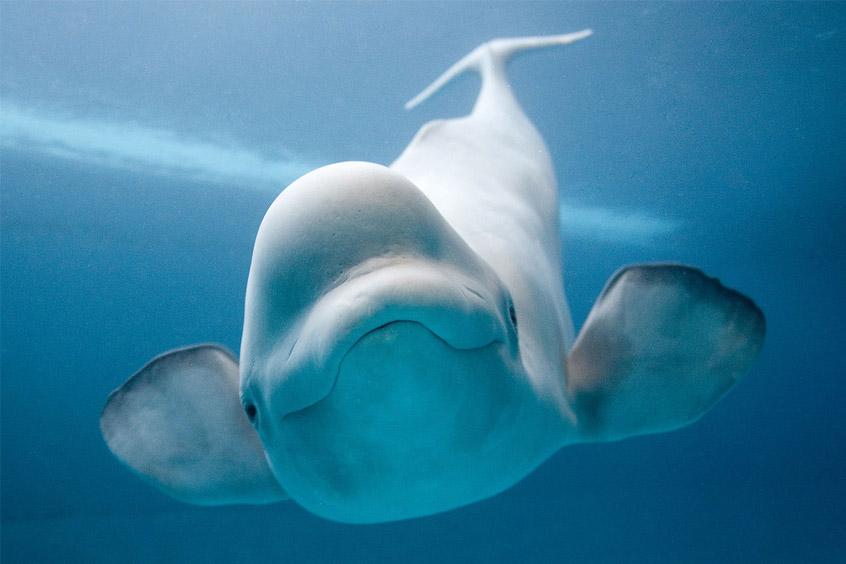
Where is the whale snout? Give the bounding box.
[275,318,527,523]
[271,259,514,419]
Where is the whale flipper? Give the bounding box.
[100,345,287,504]
[566,264,765,441]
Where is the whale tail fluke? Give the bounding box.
[404,30,593,111]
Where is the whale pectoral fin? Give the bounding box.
[566,264,765,441]
[100,344,287,505]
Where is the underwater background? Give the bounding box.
[2,1,844,562]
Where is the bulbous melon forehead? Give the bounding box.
[238,161,516,421]
[241,161,508,345]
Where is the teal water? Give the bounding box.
[2,2,844,562]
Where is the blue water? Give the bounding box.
[2,2,844,562]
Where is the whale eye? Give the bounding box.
[508,303,518,331]
[244,402,257,424]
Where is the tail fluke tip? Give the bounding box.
[404,30,593,111]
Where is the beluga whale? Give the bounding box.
[101,31,765,523]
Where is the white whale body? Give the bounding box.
[101,32,765,523]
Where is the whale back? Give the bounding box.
[392,31,592,411]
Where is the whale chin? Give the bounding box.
[266,320,529,523]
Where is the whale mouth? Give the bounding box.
[276,258,509,419]
[322,317,501,411]
[271,317,527,523]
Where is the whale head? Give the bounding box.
[238,162,534,522]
